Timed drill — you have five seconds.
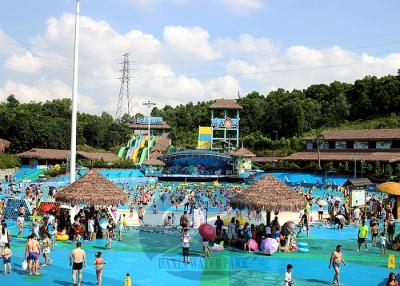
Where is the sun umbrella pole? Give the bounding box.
[266,210,271,226]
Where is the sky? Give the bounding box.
[0,0,400,115]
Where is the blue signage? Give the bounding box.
[136,116,163,125]
[211,117,239,128]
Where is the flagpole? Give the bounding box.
[70,0,80,183]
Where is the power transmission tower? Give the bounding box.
[115,53,133,121]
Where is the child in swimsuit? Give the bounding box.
[2,243,12,274]
[94,252,106,286]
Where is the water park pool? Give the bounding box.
[1,219,395,286]
[268,171,350,186]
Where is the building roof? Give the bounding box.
[143,158,165,166]
[284,151,400,163]
[343,178,373,187]
[208,99,243,110]
[228,147,256,157]
[16,148,70,160]
[0,139,11,154]
[304,129,400,141]
[129,121,171,130]
[16,148,118,162]
[251,157,284,163]
[77,151,118,162]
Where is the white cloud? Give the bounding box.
[5,52,43,74]
[1,14,400,118]
[0,78,98,114]
[223,0,265,13]
[163,26,220,61]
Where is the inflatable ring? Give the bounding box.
[298,247,309,253]
[297,242,308,247]
[211,245,224,251]
[56,234,69,241]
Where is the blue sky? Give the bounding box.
[0,0,400,114]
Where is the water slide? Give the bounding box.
[132,135,148,162]
[138,147,148,164]
[117,146,126,157]
[130,135,144,161]
[126,135,140,160]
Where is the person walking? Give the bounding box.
[357,220,369,252]
[329,245,347,286]
[284,264,295,286]
[42,232,53,266]
[70,242,87,286]
[25,234,41,276]
[181,228,191,264]
[2,243,12,274]
[94,252,106,286]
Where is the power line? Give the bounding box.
[115,53,134,120]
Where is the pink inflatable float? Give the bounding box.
[199,224,216,241]
[249,239,259,251]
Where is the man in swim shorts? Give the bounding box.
[70,242,86,286]
[25,234,41,275]
[329,244,347,286]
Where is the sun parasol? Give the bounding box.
[261,238,279,255]
[378,182,400,196]
[41,203,57,212]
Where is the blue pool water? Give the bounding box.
[269,171,350,185]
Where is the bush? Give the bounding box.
[0,154,20,169]
[385,165,393,178]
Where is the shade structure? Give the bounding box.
[143,158,165,166]
[55,170,128,206]
[230,175,307,212]
[378,182,400,196]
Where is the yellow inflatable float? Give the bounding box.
[56,234,69,241]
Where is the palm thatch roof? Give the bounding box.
[209,99,243,110]
[229,147,256,157]
[143,158,165,166]
[230,175,307,212]
[55,170,128,206]
[0,139,11,154]
[150,151,163,159]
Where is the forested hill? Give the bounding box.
[0,96,129,153]
[1,73,400,153]
[152,73,400,147]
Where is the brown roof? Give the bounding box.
[305,129,400,141]
[0,139,11,154]
[16,148,69,160]
[229,147,256,157]
[77,151,118,162]
[150,151,163,159]
[284,151,400,163]
[143,158,165,166]
[16,148,118,162]
[129,121,171,130]
[251,157,284,163]
[230,175,307,211]
[55,170,128,206]
[208,99,243,110]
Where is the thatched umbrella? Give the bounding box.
[55,170,128,206]
[230,175,307,224]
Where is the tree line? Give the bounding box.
[0,95,130,153]
[153,72,400,149]
[1,72,400,154]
